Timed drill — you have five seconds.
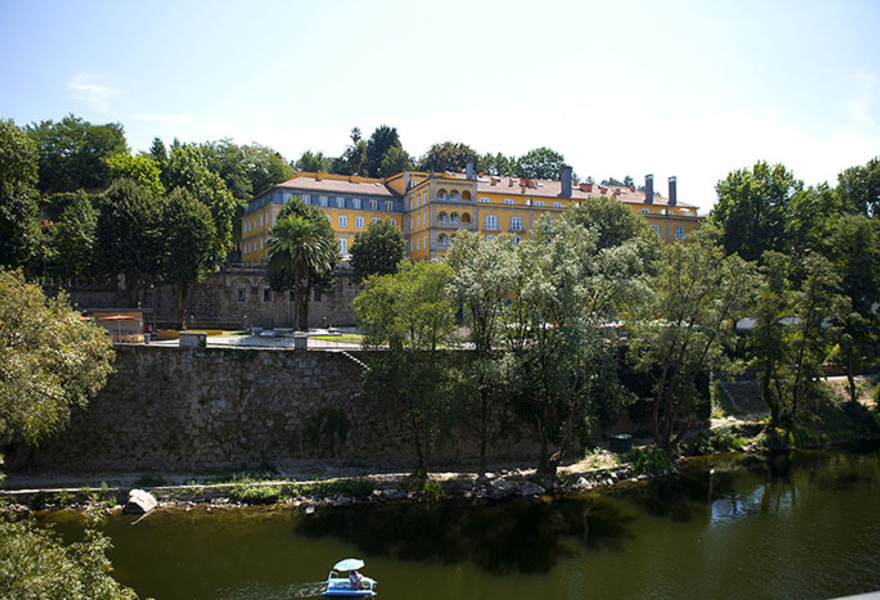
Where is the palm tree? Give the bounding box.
[268,215,338,330]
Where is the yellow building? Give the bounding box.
[240,167,701,265]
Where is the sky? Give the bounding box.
[1,0,878,212]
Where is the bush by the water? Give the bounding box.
[625,447,675,477]
[228,483,282,505]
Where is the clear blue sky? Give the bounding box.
[2,0,878,211]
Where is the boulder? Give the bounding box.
[123,489,158,515]
[489,478,517,499]
[518,481,546,497]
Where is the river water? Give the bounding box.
[42,446,880,600]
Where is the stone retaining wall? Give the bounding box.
[6,346,535,474]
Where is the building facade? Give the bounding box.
[240,167,701,265]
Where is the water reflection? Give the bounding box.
[296,497,634,574]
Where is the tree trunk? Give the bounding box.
[478,387,489,477]
[846,346,857,404]
[176,282,189,330]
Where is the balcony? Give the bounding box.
[508,225,525,233]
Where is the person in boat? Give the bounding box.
[349,569,364,590]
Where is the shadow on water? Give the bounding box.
[216,581,326,599]
[295,497,634,574]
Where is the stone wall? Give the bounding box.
[44,266,360,329]
[7,346,531,474]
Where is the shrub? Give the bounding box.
[228,484,282,505]
[625,447,674,477]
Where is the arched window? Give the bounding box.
[461,190,472,201]
[460,213,471,224]
[437,188,448,201]
[438,211,449,223]
[450,212,460,224]
[450,190,460,201]
[438,233,449,246]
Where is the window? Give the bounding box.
[479,197,490,204]
[503,198,515,205]
[262,288,272,302]
[416,237,420,251]
[319,196,328,207]
[336,196,345,208]
[303,194,311,204]
[674,225,686,240]
[552,202,563,208]
[355,216,364,229]
[370,199,378,211]
[385,201,394,212]
[416,214,421,228]
[641,208,650,214]
[484,214,499,231]
[510,216,524,232]
[352,198,361,209]
[339,238,348,254]
[387,218,395,224]
[283,193,292,202]
[237,288,247,302]
[372,217,381,224]
[338,215,348,228]
[513,235,523,246]
[534,200,546,207]
[652,224,661,236]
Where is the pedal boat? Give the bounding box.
[322,558,377,597]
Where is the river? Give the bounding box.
[41,446,880,600]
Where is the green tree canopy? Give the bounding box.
[626,228,757,448]
[836,156,880,217]
[159,189,217,329]
[49,191,99,280]
[26,114,127,193]
[0,119,41,268]
[0,520,141,600]
[0,268,115,447]
[349,220,406,284]
[163,144,241,259]
[417,142,478,173]
[95,179,165,304]
[516,147,566,179]
[710,161,803,262]
[365,125,404,178]
[106,152,165,197]
[296,150,329,173]
[353,260,457,476]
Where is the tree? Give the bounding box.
[267,214,338,330]
[330,128,368,176]
[349,220,406,284]
[827,215,880,403]
[516,147,566,180]
[95,179,165,305]
[446,231,518,476]
[481,152,517,176]
[159,189,216,330]
[504,218,647,484]
[836,156,880,217]
[0,520,140,600]
[365,125,403,178]
[0,268,114,447]
[106,152,165,197]
[564,194,656,254]
[26,114,127,193]
[626,229,757,449]
[201,139,294,199]
[417,142,477,173]
[296,150,329,173]
[711,161,803,262]
[163,143,242,260]
[50,191,99,280]
[353,260,457,476]
[0,119,41,268]
[623,175,634,188]
[379,145,413,177]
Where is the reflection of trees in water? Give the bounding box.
[295,498,633,574]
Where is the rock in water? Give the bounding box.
[124,489,158,515]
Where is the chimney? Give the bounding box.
[560,165,573,198]
[644,174,654,204]
[466,157,475,180]
[668,176,677,206]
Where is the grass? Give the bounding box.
[311,333,364,344]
